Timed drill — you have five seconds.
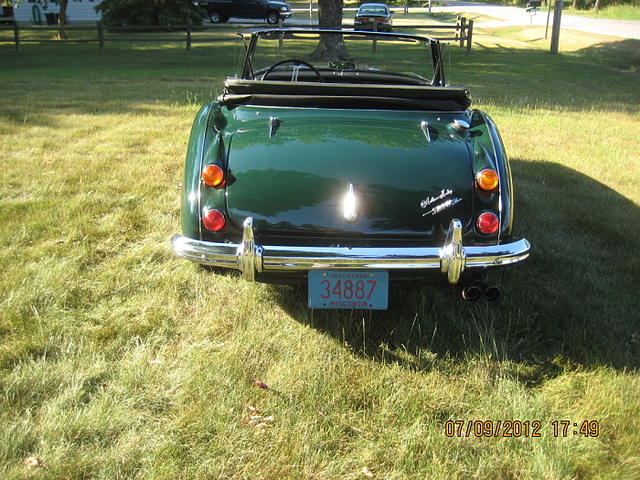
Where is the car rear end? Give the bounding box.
[172,30,530,309]
[354,4,392,32]
[175,99,528,289]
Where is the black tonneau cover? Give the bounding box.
[219,79,471,111]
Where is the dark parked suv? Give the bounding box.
[197,0,293,24]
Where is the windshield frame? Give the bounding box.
[240,29,446,87]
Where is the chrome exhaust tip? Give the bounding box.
[484,285,501,302]
[461,285,483,302]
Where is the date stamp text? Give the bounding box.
[443,420,600,438]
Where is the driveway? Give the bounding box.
[431,0,640,39]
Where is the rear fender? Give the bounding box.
[469,109,514,240]
[181,101,228,240]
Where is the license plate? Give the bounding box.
[308,270,389,310]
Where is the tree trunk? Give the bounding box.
[313,0,349,60]
[594,0,601,11]
[58,0,68,40]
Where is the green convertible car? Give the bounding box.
[172,29,530,309]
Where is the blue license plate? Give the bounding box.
[308,270,389,310]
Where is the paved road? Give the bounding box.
[430,1,640,39]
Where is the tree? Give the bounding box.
[96,0,205,26]
[57,0,68,40]
[312,0,349,60]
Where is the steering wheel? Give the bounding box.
[261,59,323,81]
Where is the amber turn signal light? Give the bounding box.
[201,164,225,188]
[202,209,226,231]
[476,212,499,235]
[476,169,499,191]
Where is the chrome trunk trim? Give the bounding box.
[451,119,470,133]
[268,116,281,138]
[420,120,431,143]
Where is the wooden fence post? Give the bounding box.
[14,22,20,52]
[455,15,461,41]
[466,19,473,54]
[97,21,104,51]
[459,17,466,48]
[186,17,191,50]
[278,17,283,49]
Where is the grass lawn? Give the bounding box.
[1,23,639,480]
[562,4,640,21]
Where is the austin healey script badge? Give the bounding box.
[420,189,462,216]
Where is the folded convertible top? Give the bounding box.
[220,79,471,111]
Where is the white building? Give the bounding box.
[12,0,102,24]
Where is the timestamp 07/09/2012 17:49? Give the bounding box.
[443,420,600,438]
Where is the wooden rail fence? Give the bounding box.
[0,17,473,53]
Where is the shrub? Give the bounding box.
[96,0,206,26]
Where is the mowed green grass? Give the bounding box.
[563,4,640,21]
[1,28,639,479]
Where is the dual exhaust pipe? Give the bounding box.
[461,282,500,302]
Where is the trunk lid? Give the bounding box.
[225,108,474,241]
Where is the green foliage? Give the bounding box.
[96,0,205,26]
[564,3,640,18]
[382,0,427,6]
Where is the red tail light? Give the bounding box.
[355,17,365,22]
[201,164,225,188]
[378,18,389,23]
[476,212,500,235]
[202,209,226,231]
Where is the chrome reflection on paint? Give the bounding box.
[343,183,357,223]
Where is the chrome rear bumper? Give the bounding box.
[172,217,530,284]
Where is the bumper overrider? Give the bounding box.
[172,218,530,284]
